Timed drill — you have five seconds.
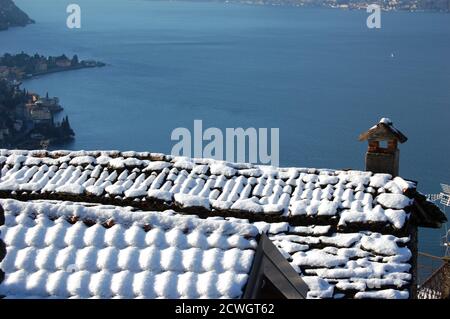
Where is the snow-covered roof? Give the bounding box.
[0,150,420,230]
[252,220,412,299]
[0,198,414,299]
[0,149,446,299]
[0,199,258,299]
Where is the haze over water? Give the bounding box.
[2,0,449,254]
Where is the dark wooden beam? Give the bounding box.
[243,233,309,299]
[0,203,5,289]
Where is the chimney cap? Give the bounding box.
[359,118,408,143]
[379,117,392,125]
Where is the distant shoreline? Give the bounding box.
[0,53,106,150]
[170,0,450,13]
[25,62,106,79]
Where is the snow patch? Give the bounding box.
[355,289,409,299]
[376,194,412,209]
[174,194,210,209]
[147,190,173,202]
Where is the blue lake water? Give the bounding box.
[1,0,449,254]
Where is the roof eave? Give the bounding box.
[359,123,408,144]
[411,198,447,229]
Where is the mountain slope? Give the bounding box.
[0,0,34,31]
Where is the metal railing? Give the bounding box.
[417,252,450,299]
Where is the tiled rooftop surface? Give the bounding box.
[0,199,257,299]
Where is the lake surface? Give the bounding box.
[1,0,449,254]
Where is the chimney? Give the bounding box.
[359,118,408,177]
